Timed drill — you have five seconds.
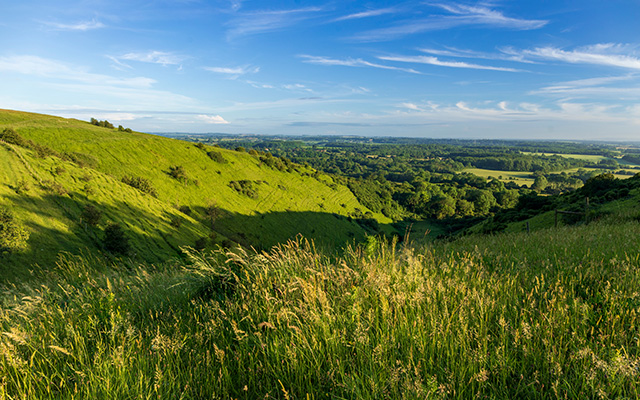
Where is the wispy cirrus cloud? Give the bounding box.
[204,65,260,78]
[419,47,534,63]
[532,75,640,98]
[115,51,186,66]
[43,19,105,31]
[226,7,323,39]
[351,3,547,42]
[0,55,156,87]
[333,7,399,22]
[378,55,522,72]
[299,55,421,74]
[0,55,197,112]
[512,44,640,70]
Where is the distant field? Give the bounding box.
[521,151,609,162]
[463,168,534,186]
[465,166,636,187]
[522,151,640,167]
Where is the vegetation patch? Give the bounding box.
[121,175,158,197]
[0,208,29,252]
[228,180,258,198]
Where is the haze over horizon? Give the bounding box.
[1,1,639,140]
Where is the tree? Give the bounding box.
[531,175,548,193]
[0,208,29,252]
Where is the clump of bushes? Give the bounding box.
[103,222,130,255]
[228,180,258,198]
[0,128,28,146]
[207,150,227,164]
[90,118,114,129]
[0,208,29,252]
[168,165,188,182]
[122,176,158,198]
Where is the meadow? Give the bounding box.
[2,216,639,399]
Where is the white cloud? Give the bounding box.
[44,19,105,31]
[299,55,421,74]
[402,102,422,111]
[513,44,640,70]
[351,3,547,42]
[333,7,399,22]
[204,65,260,76]
[117,51,186,66]
[198,114,229,124]
[378,55,521,72]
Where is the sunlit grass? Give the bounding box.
[2,219,639,399]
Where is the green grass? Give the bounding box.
[0,109,391,273]
[2,218,640,399]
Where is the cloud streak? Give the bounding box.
[351,3,547,42]
[116,51,186,66]
[378,55,522,72]
[517,44,640,70]
[299,55,421,74]
[333,7,399,22]
[44,19,105,31]
[226,7,323,39]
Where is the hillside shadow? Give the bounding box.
[2,190,399,283]
[212,209,398,252]
[0,190,206,282]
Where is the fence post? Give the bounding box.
[555,209,558,228]
[526,221,530,234]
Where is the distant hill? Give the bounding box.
[0,109,392,278]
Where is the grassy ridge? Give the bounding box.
[0,109,391,271]
[2,219,639,399]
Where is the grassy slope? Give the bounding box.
[1,218,639,399]
[0,109,391,273]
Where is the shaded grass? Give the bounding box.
[2,219,640,399]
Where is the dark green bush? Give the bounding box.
[168,165,188,182]
[207,151,227,164]
[103,223,130,255]
[0,128,27,146]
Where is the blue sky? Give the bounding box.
[1,1,640,140]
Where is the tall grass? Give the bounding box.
[2,220,640,398]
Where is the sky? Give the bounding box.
[1,0,640,140]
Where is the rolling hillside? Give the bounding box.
[0,109,392,277]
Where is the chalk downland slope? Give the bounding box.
[0,109,391,275]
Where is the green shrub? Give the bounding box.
[0,128,27,146]
[0,208,29,252]
[207,150,227,163]
[228,180,258,198]
[103,222,130,255]
[168,165,188,182]
[122,176,158,197]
